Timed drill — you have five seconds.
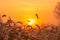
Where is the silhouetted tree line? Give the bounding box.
[0,2,60,40]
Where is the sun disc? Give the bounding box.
[27,18,36,25]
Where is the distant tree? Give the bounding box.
[54,2,60,25]
[54,2,60,19]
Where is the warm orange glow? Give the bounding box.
[27,18,36,25]
[0,0,60,25]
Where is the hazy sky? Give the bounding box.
[0,0,60,25]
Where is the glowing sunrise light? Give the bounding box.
[27,18,36,25]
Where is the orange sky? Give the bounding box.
[0,0,60,25]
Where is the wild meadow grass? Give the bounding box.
[0,14,60,40]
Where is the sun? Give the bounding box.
[27,18,36,25]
